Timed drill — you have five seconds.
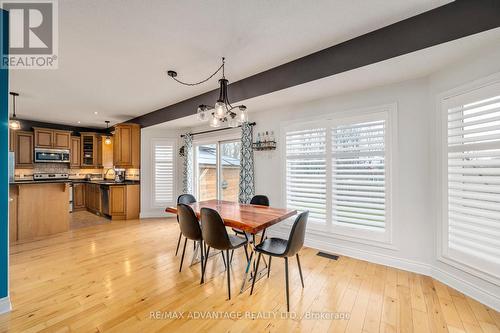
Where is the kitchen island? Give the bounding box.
[10,181,70,242]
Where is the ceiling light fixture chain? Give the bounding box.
[167,57,248,128]
[167,58,225,87]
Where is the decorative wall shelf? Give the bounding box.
[252,141,277,151]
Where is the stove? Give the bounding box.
[33,173,69,181]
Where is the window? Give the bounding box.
[194,139,241,202]
[442,82,500,277]
[284,106,394,243]
[285,128,327,223]
[332,120,386,231]
[152,140,175,206]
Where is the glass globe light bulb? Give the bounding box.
[239,108,248,123]
[104,136,112,145]
[209,114,221,128]
[9,119,20,130]
[214,101,225,118]
[197,106,207,121]
[228,117,238,128]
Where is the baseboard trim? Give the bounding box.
[269,228,432,275]
[431,267,500,311]
[139,212,175,219]
[268,228,499,311]
[0,296,11,314]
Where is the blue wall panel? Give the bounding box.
[0,9,9,299]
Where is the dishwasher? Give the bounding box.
[100,185,110,215]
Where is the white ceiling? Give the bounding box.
[9,0,451,128]
[152,28,500,130]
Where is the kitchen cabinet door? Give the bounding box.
[85,184,92,210]
[113,124,140,168]
[15,131,34,168]
[80,133,98,167]
[9,185,18,243]
[110,186,126,217]
[94,184,101,213]
[97,136,103,167]
[53,130,71,149]
[34,128,53,148]
[73,183,85,210]
[9,130,15,152]
[70,136,81,168]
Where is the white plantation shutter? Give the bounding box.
[153,141,175,206]
[445,86,500,270]
[332,120,386,231]
[284,107,394,242]
[286,127,327,222]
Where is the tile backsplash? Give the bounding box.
[15,163,140,181]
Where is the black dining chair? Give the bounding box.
[250,211,309,312]
[175,194,196,256]
[200,207,249,300]
[177,203,206,283]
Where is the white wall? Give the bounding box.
[250,43,500,310]
[252,78,435,271]
[140,127,181,218]
[427,44,500,311]
[140,43,500,310]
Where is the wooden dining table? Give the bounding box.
[165,199,297,292]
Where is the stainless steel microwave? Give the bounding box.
[34,148,70,163]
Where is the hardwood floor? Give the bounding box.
[1,218,498,332]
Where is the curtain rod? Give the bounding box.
[180,122,256,137]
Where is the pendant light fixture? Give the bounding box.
[167,57,248,128]
[9,92,21,130]
[104,121,112,145]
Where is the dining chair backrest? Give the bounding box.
[250,195,270,206]
[177,204,202,241]
[177,194,196,204]
[200,207,232,251]
[283,211,309,257]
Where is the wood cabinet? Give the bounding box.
[34,128,53,148]
[16,183,70,241]
[9,186,18,243]
[105,184,139,220]
[73,183,85,210]
[83,183,139,220]
[110,186,126,218]
[97,136,103,167]
[113,123,140,168]
[34,127,71,149]
[14,131,34,168]
[53,130,71,149]
[85,183,101,213]
[80,133,100,168]
[9,130,15,152]
[70,136,81,168]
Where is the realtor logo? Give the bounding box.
[1,0,58,69]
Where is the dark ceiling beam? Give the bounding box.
[16,119,106,135]
[129,0,500,128]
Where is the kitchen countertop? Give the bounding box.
[10,179,140,186]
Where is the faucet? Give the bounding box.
[104,168,115,180]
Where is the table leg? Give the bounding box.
[240,228,269,293]
[190,242,222,267]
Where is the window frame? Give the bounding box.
[281,104,397,245]
[150,138,177,208]
[437,76,500,285]
[192,132,241,202]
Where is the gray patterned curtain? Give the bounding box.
[239,122,255,203]
[182,133,193,194]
